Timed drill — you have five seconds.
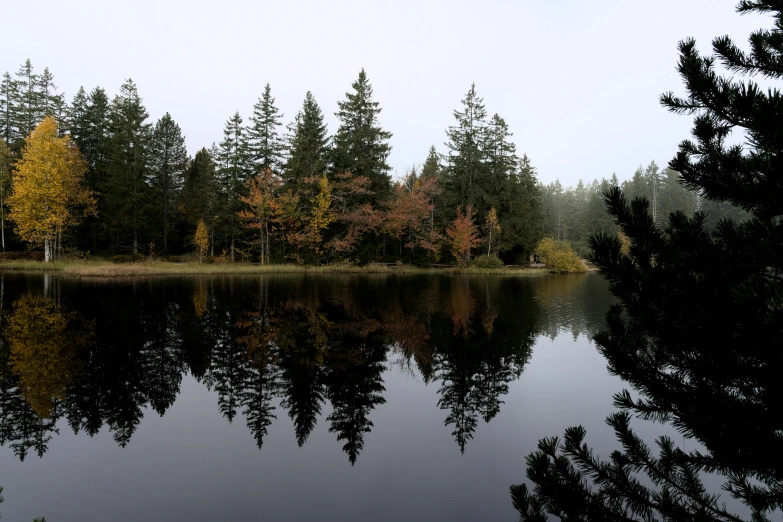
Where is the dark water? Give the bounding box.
[0,273,617,521]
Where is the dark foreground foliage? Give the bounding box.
[512,1,783,520]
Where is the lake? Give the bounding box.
[0,272,620,521]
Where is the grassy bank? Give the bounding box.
[0,259,552,278]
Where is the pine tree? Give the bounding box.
[513,3,783,519]
[247,83,284,174]
[284,91,329,187]
[149,113,187,252]
[104,79,152,255]
[215,111,252,260]
[443,83,488,210]
[331,69,392,199]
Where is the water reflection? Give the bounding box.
[0,273,607,464]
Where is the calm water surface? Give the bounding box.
[0,273,618,521]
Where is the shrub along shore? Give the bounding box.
[0,259,577,278]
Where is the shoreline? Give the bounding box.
[0,260,578,278]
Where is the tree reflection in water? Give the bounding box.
[0,273,603,464]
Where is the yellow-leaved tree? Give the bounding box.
[485,206,500,256]
[9,117,96,261]
[193,219,209,262]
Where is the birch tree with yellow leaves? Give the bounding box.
[8,116,96,261]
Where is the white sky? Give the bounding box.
[0,0,766,186]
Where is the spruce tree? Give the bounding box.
[104,79,152,255]
[443,83,488,210]
[420,145,441,180]
[247,83,284,174]
[149,113,188,252]
[512,3,783,520]
[68,87,90,143]
[331,69,392,199]
[215,111,252,260]
[36,67,65,125]
[67,86,112,252]
[284,91,329,187]
[498,154,544,261]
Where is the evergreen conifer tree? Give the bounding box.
[14,60,39,140]
[216,111,252,260]
[443,83,488,210]
[498,154,544,261]
[420,145,441,180]
[247,83,284,174]
[331,69,392,199]
[104,79,152,255]
[0,72,18,145]
[149,113,188,252]
[512,3,783,520]
[284,91,329,187]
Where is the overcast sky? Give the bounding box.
[0,0,765,186]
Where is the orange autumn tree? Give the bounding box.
[383,173,442,259]
[446,204,481,266]
[9,117,96,261]
[326,171,381,257]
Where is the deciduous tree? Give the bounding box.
[193,219,209,262]
[446,205,480,266]
[8,117,96,261]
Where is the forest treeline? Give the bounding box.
[0,61,543,265]
[0,59,746,265]
[539,161,749,256]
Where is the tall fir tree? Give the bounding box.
[284,91,330,187]
[443,83,489,212]
[216,111,252,260]
[247,83,284,174]
[149,113,188,252]
[513,2,783,519]
[331,69,392,200]
[497,154,544,261]
[104,79,152,255]
[420,145,441,180]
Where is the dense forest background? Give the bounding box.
[0,60,746,264]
